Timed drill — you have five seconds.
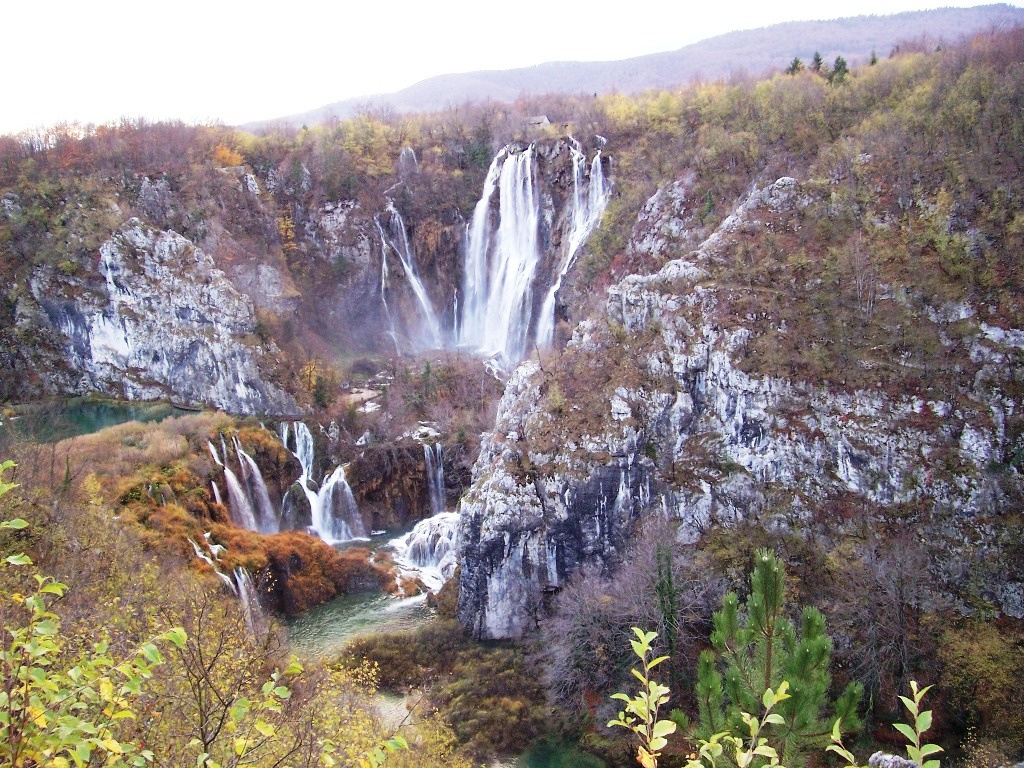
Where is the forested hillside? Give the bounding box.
[1,24,1023,768]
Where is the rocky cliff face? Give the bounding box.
[16,219,298,415]
[457,176,1024,638]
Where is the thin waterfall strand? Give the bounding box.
[536,145,609,348]
[424,443,445,517]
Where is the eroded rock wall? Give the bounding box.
[457,177,1024,638]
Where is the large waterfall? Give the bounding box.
[368,140,608,364]
[459,146,541,363]
[458,142,609,364]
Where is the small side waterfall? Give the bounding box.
[423,443,445,517]
[312,465,369,543]
[208,440,223,466]
[189,537,236,592]
[234,567,267,638]
[375,204,443,350]
[378,225,400,354]
[233,436,277,534]
[536,144,610,348]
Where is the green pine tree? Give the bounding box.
[828,56,850,85]
[694,549,863,768]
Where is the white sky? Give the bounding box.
[3,0,1018,135]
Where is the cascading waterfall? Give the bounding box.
[389,511,460,593]
[280,420,369,544]
[290,421,316,482]
[535,144,610,348]
[375,204,443,351]
[459,146,542,364]
[387,443,455,593]
[221,456,258,530]
[423,443,445,517]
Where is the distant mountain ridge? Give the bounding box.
[244,4,1024,131]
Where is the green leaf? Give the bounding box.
[254,719,275,737]
[652,719,676,738]
[764,713,786,725]
[894,722,917,743]
[5,553,32,566]
[918,743,943,757]
[34,619,58,636]
[230,698,251,721]
[916,710,932,734]
[650,736,668,752]
[165,627,187,648]
[2,518,29,529]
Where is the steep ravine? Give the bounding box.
[457,176,1024,639]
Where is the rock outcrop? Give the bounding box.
[17,219,298,415]
[457,177,1024,638]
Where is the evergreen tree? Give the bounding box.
[810,51,824,73]
[785,57,804,75]
[694,549,863,768]
[828,56,850,84]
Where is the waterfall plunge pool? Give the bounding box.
[285,523,441,659]
[286,590,434,660]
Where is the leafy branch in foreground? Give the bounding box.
[828,681,942,768]
[683,682,792,768]
[608,627,678,768]
[1,459,188,767]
